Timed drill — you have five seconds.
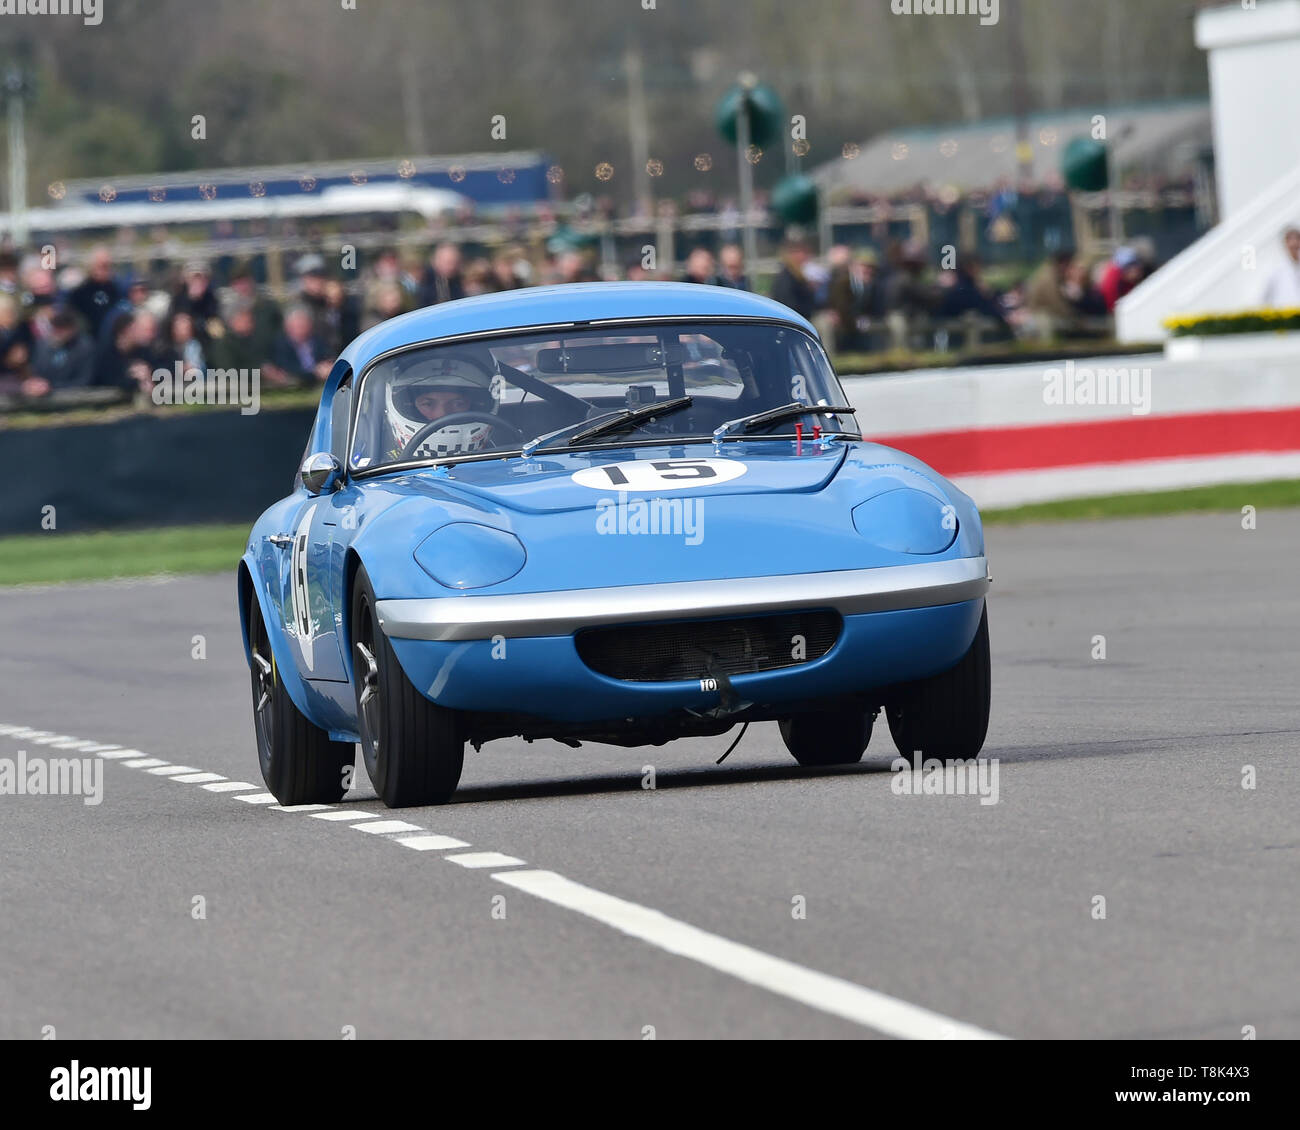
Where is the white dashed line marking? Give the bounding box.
[310,809,384,821]
[354,820,423,835]
[491,869,1005,1040]
[4,721,1007,1039]
[446,852,526,869]
[395,835,471,851]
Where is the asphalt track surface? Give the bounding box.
[1,511,1296,1039]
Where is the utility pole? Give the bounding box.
[735,72,758,269]
[625,45,651,219]
[5,67,30,246]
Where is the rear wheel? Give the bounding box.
[886,604,991,766]
[248,592,353,805]
[351,567,464,808]
[780,707,874,766]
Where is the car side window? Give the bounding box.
[330,368,353,466]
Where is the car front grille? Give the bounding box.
[575,611,841,683]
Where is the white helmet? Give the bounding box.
[384,355,496,460]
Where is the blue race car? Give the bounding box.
[238,283,990,807]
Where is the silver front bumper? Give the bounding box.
[375,556,989,642]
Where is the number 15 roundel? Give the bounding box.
[572,458,747,492]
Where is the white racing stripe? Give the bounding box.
[234,792,279,804]
[169,772,225,784]
[147,765,197,776]
[492,870,1006,1041]
[122,758,168,769]
[202,781,259,793]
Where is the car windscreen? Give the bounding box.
[349,319,856,471]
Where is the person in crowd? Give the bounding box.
[1024,251,1078,325]
[883,240,937,322]
[0,336,42,399]
[294,254,331,320]
[828,248,885,352]
[554,249,598,284]
[681,247,718,286]
[267,305,333,385]
[94,311,142,392]
[1098,246,1146,312]
[228,268,283,361]
[361,281,407,331]
[715,243,750,290]
[769,238,817,320]
[320,278,361,354]
[1063,258,1109,320]
[67,245,122,338]
[463,259,498,296]
[166,311,207,373]
[937,257,1012,339]
[0,251,20,297]
[170,261,222,341]
[418,242,465,306]
[208,299,266,374]
[32,309,96,390]
[492,252,525,291]
[1261,227,1300,308]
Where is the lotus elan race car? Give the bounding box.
[238,282,991,807]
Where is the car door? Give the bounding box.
[275,369,357,683]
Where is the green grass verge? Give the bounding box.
[981,478,1300,525]
[1,479,1297,586]
[0,524,249,586]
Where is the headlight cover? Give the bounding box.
[852,488,957,554]
[414,523,526,589]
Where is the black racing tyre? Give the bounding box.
[248,591,354,805]
[779,707,874,766]
[351,567,464,808]
[886,603,991,766]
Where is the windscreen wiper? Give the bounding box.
[521,396,694,457]
[712,401,856,439]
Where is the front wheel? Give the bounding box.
[886,604,991,766]
[248,592,353,805]
[780,707,874,766]
[351,567,464,808]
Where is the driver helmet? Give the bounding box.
[384,354,496,459]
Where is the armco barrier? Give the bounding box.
[0,406,315,535]
[3,351,1297,535]
[841,351,1300,509]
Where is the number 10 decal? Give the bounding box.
[572,458,747,492]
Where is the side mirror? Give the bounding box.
[300,452,343,496]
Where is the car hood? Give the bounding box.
[421,440,848,514]
[352,440,984,597]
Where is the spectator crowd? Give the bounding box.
[0,231,1165,406]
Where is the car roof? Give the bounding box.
[337,281,817,374]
